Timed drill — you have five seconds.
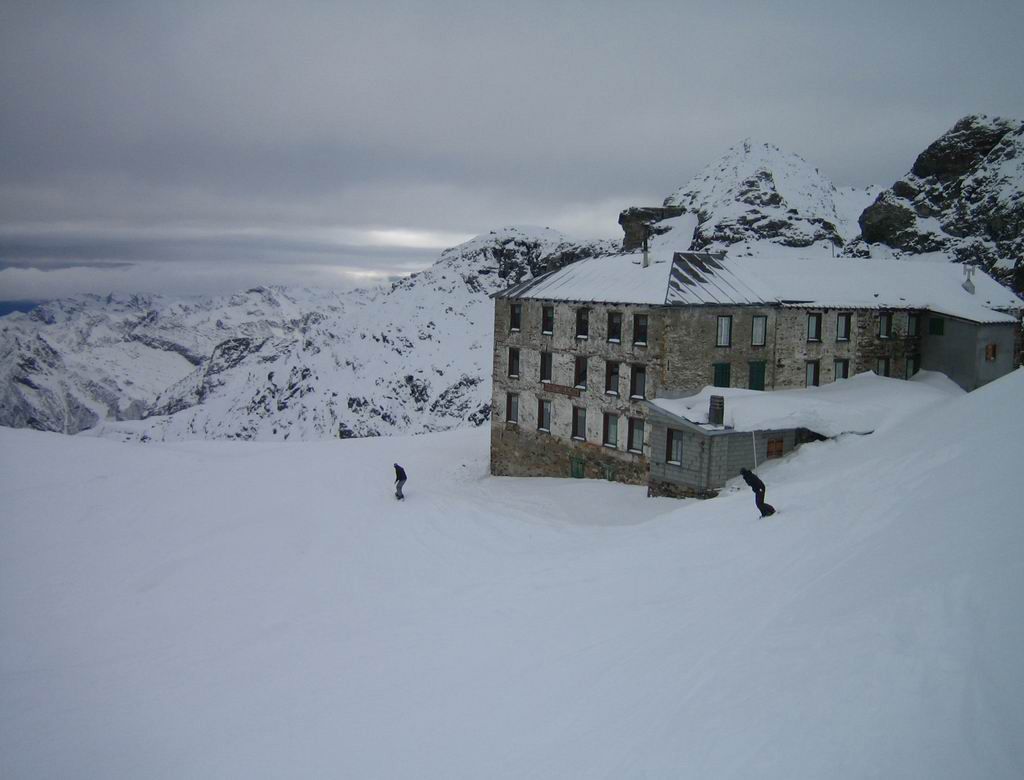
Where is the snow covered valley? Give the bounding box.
[2,370,1023,778]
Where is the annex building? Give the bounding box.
[489,249,1023,497]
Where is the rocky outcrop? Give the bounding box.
[618,206,686,251]
[850,115,1024,292]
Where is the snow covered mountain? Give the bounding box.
[0,227,615,440]
[661,140,879,253]
[848,115,1024,292]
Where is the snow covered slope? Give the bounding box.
[1,227,615,440]
[3,369,1022,778]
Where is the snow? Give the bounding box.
[652,370,963,436]
[3,369,1024,778]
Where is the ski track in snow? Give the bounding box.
[2,371,1023,778]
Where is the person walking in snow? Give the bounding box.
[740,467,775,517]
[393,463,407,500]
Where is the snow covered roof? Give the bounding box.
[495,249,1022,324]
[649,371,964,437]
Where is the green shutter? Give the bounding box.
[713,362,731,387]
[748,361,766,391]
[570,457,585,479]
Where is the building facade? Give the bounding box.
[489,251,1023,491]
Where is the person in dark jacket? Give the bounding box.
[740,467,775,517]
[393,463,407,500]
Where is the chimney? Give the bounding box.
[962,265,975,294]
[642,231,650,268]
[709,395,724,425]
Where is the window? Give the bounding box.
[908,313,920,337]
[540,351,552,383]
[906,355,920,378]
[767,438,784,459]
[505,392,519,423]
[716,315,733,347]
[985,343,998,362]
[837,312,852,342]
[542,305,554,335]
[633,313,648,345]
[748,361,766,391]
[929,316,945,336]
[833,358,850,380]
[878,312,892,339]
[627,417,644,453]
[537,399,552,432]
[509,303,522,332]
[602,413,618,447]
[876,357,890,377]
[571,406,586,440]
[751,315,767,346]
[630,364,646,399]
[807,313,822,342]
[607,311,622,342]
[507,347,520,378]
[605,361,620,395]
[575,308,589,339]
[667,429,683,464]
[805,359,820,387]
[574,355,588,389]
[713,362,731,388]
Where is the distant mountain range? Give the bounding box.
[2,115,1020,440]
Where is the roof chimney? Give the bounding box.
[642,230,650,269]
[962,265,975,294]
[709,395,724,426]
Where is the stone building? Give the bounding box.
[489,249,1023,493]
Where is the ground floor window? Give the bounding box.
[505,392,519,423]
[748,361,766,391]
[805,360,820,387]
[767,438,784,459]
[537,399,551,432]
[713,362,731,388]
[571,406,586,440]
[627,417,644,453]
[833,358,849,380]
[667,428,683,464]
[906,354,920,378]
[876,357,890,377]
[603,412,618,447]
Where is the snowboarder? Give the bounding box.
[740,467,775,517]
[393,463,407,500]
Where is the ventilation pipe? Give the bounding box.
[709,395,725,425]
[962,265,975,294]
[642,232,650,269]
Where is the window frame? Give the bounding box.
[929,316,945,336]
[604,360,620,395]
[607,311,622,343]
[767,438,784,459]
[629,364,647,399]
[716,315,733,347]
[807,312,822,343]
[505,392,519,423]
[875,357,890,377]
[632,313,648,346]
[575,307,590,339]
[666,428,683,465]
[627,417,645,454]
[805,359,820,387]
[878,311,893,339]
[748,360,766,391]
[985,343,998,362]
[540,351,553,383]
[571,405,587,441]
[833,358,850,381]
[751,315,767,347]
[507,347,520,378]
[509,302,522,332]
[537,398,551,432]
[602,412,618,448]
[836,312,852,342]
[541,305,554,335]
[574,355,588,389]
[907,313,920,337]
[906,354,920,378]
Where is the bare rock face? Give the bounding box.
[851,115,1024,292]
[618,206,686,251]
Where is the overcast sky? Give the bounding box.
[2,0,1022,301]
